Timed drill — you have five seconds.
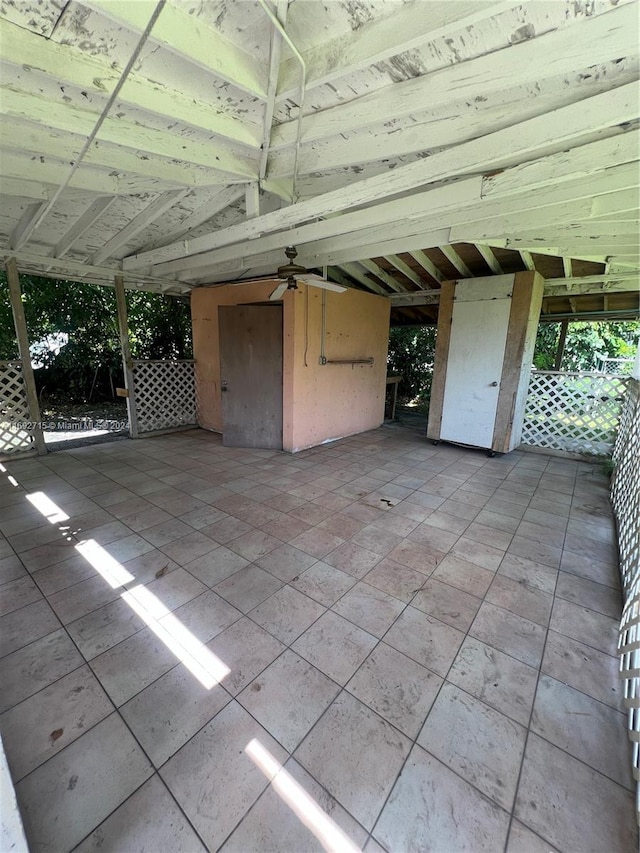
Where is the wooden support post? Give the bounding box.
[554,317,569,371]
[115,275,139,438]
[5,258,46,455]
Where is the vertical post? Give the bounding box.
[114,275,138,438]
[554,318,569,371]
[5,258,46,455]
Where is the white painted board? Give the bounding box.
[440,296,511,448]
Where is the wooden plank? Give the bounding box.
[383,255,427,289]
[358,259,407,293]
[0,87,257,182]
[85,0,268,99]
[125,83,640,269]
[141,187,245,252]
[409,251,444,283]
[520,251,536,271]
[277,1,514,99]
[273,2,639,145]
[5,258,46,455]
[427,280,456,441]
[9,202,47,251]
[440,246,473,278]
[492,271,543,452]
[52,197,117,259]
[336,264,387,296]
[245,183,261,220]
[260,0,288,180]
[0,16,261,150]
[114,274,138,438]
[91,190,188,265]
[475,244,503,274]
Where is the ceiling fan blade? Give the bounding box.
[298,276,347,293]
[269,282,288,301]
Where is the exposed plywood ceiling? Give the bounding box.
[0,0,638,319]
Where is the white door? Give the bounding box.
[439,281,512,448]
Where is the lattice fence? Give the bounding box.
[132,360,196,435]
[611,378,640,821]
[521,370,628,456]
[0,361,34,456]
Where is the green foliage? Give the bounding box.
[0,272,192,401]
[387,326,437,405]
[533,320,639,372]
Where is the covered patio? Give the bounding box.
[1,423,636,851]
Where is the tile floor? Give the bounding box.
[0,425,636,852]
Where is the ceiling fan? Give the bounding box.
[269,246,347,301]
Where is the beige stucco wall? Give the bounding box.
[287,285,390,452]
[191,281,390,452]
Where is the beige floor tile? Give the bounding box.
[474,509,520,534]
[0,553,27,585]
[347,642,442,738]
[90,626,178,706]
[549,597,618,656]
[451,536,504,571]
[200,515,253,545]
[238,651,339,751]
[532,675,633,789]
[470,601,546,668]
[374,745,510,852]
[185,545,249,587]
[207,617,285,695]
[290,561,356,606]
[121,663,230,767]
[0,599,60,658]
[75,774,207,853]
[515,734,637,853]
[387,539,444,575]
[165,589,241,644]
[213,565,283,612]
[448,638,538,726]
[555,571,621,619]
[542,630,622,710]
[249,585,325,644]
[497,552,557,595]
[292,610,377,685]
[16,713,153,853]
[254,542,317,581]
[161,701,288,852]
[506,820,560,853]
[412,578,481,631]
[422,510,471,534]
[485,574,553,627]
[407,522,459,553]
[507,536,562,569]
[290,527,345,559]
[432,553,495,598]
[418,682,526,810]
[465,520,513,551]
[0,628,84,713]
[363,557,426,602]
[227,528,282,562]
[219,757,368,853]
[295,692,411,830]
[0,665,112,780]
[332,581,404,637]
[384,606,464,677]
[67,598,146,660]
[0,576,42,617]
[559,549,620,589]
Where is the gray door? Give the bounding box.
[218,304,283,449]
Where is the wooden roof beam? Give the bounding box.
[383,255,427,289]
[0,17,261,151]
[358,259,407,293]
[475,244,503,274]
[85,0,268,100]
[336,263,387,296]
[91,189,188,265]
[408,251,444,284]
[277,1,517,99]
[272,3,638,147]
[10,202,47,251]
[51,196,117,260]
[520,251,536,271]
[125,83,639,270]
[440,245,473,278]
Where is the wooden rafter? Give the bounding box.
[439,245,473,278]
[51,196,117,259]
[383,255,427,289]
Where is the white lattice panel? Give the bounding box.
[132,360,196,434]
[0,361,34,455]
[521,371,628,456]
[611,379,640,819]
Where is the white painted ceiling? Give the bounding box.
[0,0,638,319]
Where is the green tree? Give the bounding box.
[534,320,639,372]
[387,326,437,405]
[0,272,192,400]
